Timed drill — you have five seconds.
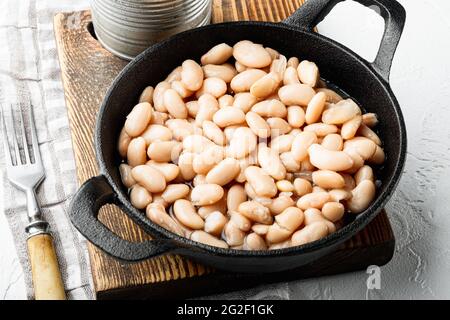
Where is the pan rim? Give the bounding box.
[95,20,407,258]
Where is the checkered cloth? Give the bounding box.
[0,0,92,300]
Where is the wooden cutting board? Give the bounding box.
[54,0,395,300]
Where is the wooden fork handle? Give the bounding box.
[27,233,66,300]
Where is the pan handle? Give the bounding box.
[69,175,175,262]
[284,0,406,82]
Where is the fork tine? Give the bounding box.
[28,105,41,164]
[0,106,13,166]
[9,104,22,165]
[18,104,31,164]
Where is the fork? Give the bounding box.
[1,104,66,300]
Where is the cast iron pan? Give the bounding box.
[69,0,407,273]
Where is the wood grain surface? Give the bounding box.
[54,0,395,299]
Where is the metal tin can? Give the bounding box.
[91,0,212,60]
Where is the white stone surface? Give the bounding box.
[1,0,450,299]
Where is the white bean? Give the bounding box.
[146,161,180,182]
[270,134,294,154]
[291,221,329,246]
[190,230,228,248]
[316,88,343,104]
[127,137,147,167]
[305,92,327,124]
[357,123,382,146]
[195,93,219,126]
[257,144,286,180]
[204,211,228,236]
[287,57,299,68]
[139,86,154,104]
[227,184,247,212]
[177,152,196,181]
[213,106,246,127]
[192,145,224,175]
[223,221,246,246]
[276,180,294,193]
[303,123,338,137]
[321,133,343,151]
[201,43,233,65]
[368,145,385,164]
[119,164,136,188]
[250,72,280,98]
[283,66,300,85]
[287,106,305,128]
[228,211,251,232]
[341,115,362,140]
[118,128,131,158]
[362,113,379,127]
[206,158,240,186]
[203,64,237,83]
[355,165,374,185]
[146,203,184,236]
[308,144,354,171]
[163,89,188,119]
[280,152,301,173]
[238,200,273,224]
[191,184,224,206]
[297,60,319,87]
[196,77,227,98]
[147,140,181,162]
[165,66,182,83]
[186,100,200,118]
[297,192,330,210]
[312,170,345,189]
[321,202,345,222]
[251,99,287,118]
[218,94,235,108]
[243,233,267,250]
[181,59,204,91]
[276,207,304,231]
[267,117,291,136]
[245,111,271,139]
[328,188,352,202]
[233,40,272,68]
[303,208,325,225]
[131,165,166,193]
[171,80,193,98]
[173,199,204,230]
[268,194,295,215]
[293,178,313,197]
[322,99,361,125]
[141,124,173,145]
[130,185,152,209]
[343,137,377,160]
[266,223,292,244]
[124,102,153,137]
[230,69,267,93]
[227,127,257,159]
[161,184,190,203]
[233,92,257,112]
[182,134,215,153]
[153,81,171,112]
[244,166,277,198]
[347,180,376,213]
[291,131,318,162]
[278,83,316,107]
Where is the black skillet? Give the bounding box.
[69,0,407,273]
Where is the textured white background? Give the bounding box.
[1,0,450,299]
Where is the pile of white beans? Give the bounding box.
[117,40,385,250]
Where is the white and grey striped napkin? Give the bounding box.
[0,0,92,300]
